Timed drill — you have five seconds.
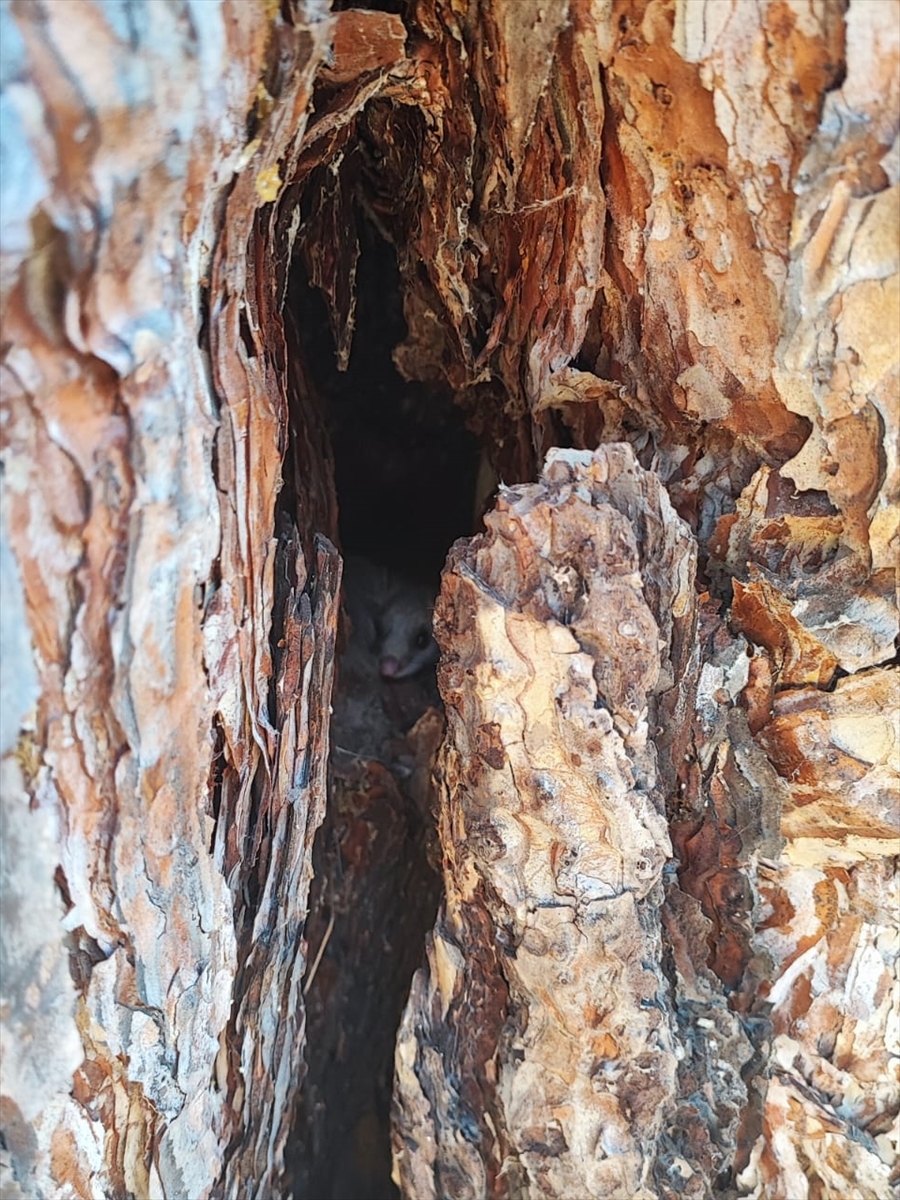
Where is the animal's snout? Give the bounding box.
[380,655,402,678]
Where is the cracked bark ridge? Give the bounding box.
[0,3,282,1193]
[393,444,700,1200]
[0,2,339,1194]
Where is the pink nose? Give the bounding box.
[380,656,401,678]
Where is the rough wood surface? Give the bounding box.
[293,709,444,1200]
[0,2,337,1196]
[389,4,899,1195]
[393,444,707,1198]
[1,1,897,1198]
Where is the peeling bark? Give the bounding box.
[1,1,897,1198]
[393,444,704,1199]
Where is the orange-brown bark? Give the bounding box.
[1,2,896,1198]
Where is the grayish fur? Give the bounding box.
[343,556,438,680]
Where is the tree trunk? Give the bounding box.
[0,2,896,1199]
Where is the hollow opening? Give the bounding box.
[300,218,479,578]
[281,209,480,1199]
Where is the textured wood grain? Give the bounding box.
[0,2,333,1196]
[393,445,708,1198]
[2,2,897,1197]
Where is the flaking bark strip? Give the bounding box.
[393,444,699,1200]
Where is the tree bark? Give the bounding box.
[394,444,706,1199]
[0,2,896,1198]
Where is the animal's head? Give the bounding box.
[377,589,438,680]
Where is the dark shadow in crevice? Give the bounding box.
[281,215,475,1200]
[294,216,479,582]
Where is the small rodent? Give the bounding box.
[342,555,438,680]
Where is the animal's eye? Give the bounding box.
[414,628,430,650]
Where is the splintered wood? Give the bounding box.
[393,445,700,1199]
[2,1,898,1197]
